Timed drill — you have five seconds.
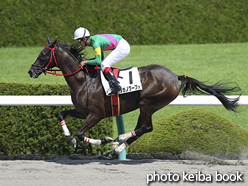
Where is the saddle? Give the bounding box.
[85,65,142,116]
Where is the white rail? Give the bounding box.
[0,95,248,106]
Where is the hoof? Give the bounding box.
[70,138,77,148]
[99,151,118,160]
[101,136,114,145]
[105,136,114,143]
[111,142,119,149]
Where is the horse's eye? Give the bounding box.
[40,51,47,60]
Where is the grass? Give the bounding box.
[0,43,248,137]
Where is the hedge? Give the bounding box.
[129,109,248,156]
[0,82,114,156]
[1,0,248,47]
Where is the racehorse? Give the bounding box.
[28,37,241,160]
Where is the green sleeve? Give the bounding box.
[87,51,104,66]
[87,56,102,66]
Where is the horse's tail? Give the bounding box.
[178,75,241,112]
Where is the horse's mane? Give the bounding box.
[58,43,86,62]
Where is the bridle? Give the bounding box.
[32,44,82,77]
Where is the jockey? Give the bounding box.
[74,27,130,96]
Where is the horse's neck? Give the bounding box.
[58,48,87,91]
[58,48,80,71]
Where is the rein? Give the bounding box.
[44,44,82,76]
[46,68,82,76]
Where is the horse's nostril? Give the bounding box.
[28,69,33,77]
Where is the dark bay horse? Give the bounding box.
[28,37,241,159]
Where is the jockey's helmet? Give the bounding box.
[74,27,90,39]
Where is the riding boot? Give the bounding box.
[104,67,121,96]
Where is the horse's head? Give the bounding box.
[28,36,58,78]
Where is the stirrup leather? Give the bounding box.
[104,68,121,95]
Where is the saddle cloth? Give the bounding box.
[101,67,142,96]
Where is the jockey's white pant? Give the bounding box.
[101,38,130,72]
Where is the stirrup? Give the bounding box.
[108,85,121,96]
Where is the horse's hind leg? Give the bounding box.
[116,107,152,154]
[111,116,142,149]
[101,106,153,159]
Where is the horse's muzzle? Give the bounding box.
[28,68,40,78]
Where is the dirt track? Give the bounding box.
[0,155,247,186]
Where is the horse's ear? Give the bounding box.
[48,36,52,44]
[52,39,57,45]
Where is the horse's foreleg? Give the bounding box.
[76,113,113,146]
[58,109,87,148]
[82,136,113,146]
[60,120,77,148]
